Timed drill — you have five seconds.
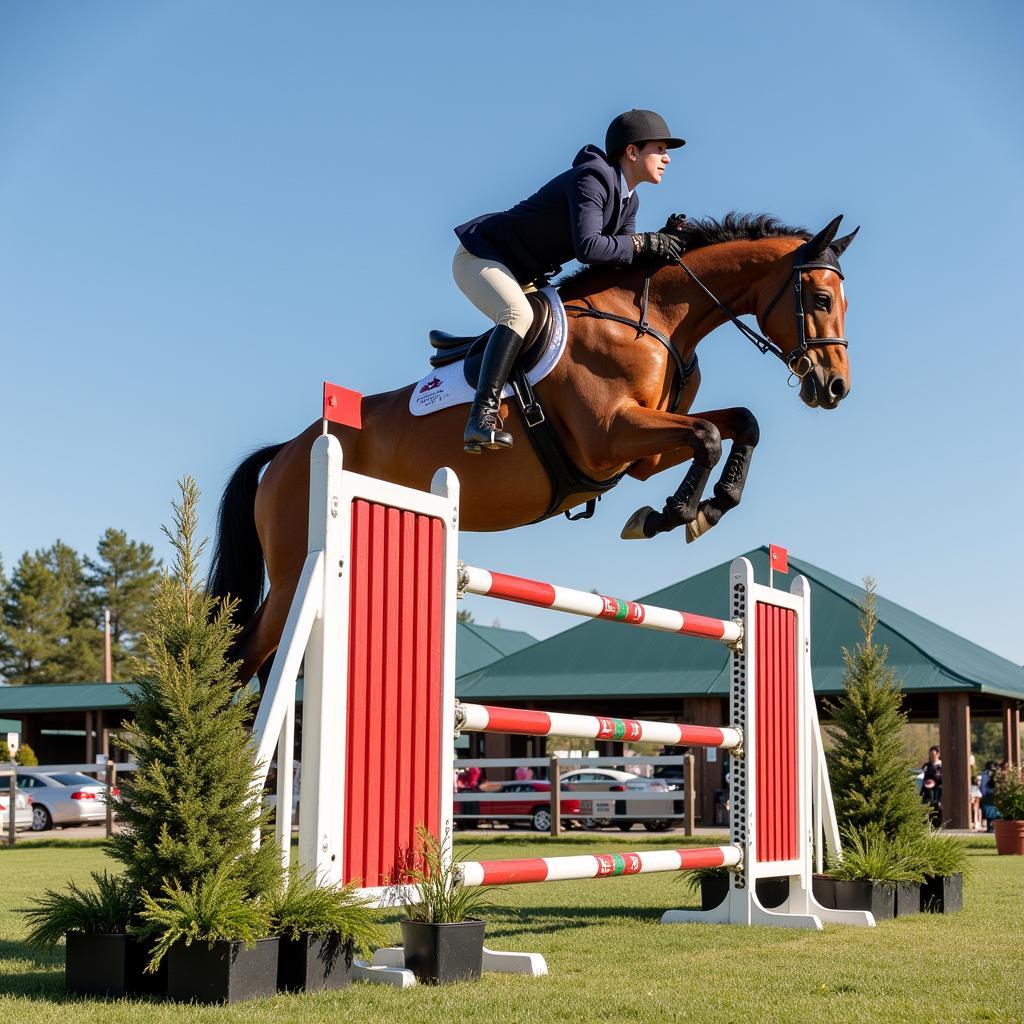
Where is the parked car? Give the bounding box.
[15,770,117,831]
[454,780,582,832]
[561,768,681,831]
[0,788,33,832]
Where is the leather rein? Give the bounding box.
[563,242,848,399]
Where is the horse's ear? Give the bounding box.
[804,215,843,260]
[830,226,860,259]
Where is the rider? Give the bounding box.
[454,109,686,453]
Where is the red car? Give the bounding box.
[454,780,582,832]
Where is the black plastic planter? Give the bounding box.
[894,881,922,917]
[812,874,835,909]
[699,875,728,910]
[921,872,963,913]
[66,932,131,997]
[277,932,352,992]
[756,877,789,909]
[166,937,279,1003]
[699,876,789,910]
[832,879,895,921]
[65,933,166,998]
[400,919,485,984]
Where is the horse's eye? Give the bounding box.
[813,293,831,312]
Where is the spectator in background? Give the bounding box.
[970,774,983,831]
[980,761,1000,831]
[514,765,534,781]
[921,745,942,824]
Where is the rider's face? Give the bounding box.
[630,142,672,185]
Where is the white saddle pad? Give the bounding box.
[409,286,567,417]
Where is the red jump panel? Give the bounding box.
[755,602,798,864]
[344,499,445,889]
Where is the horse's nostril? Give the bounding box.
[828,377,848,400]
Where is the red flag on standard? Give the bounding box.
[322,381,362,429]
[769,544,789,574]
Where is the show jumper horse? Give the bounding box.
[210,212,858,686]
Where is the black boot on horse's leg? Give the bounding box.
[464,324,524,453]
[686,443,755,544]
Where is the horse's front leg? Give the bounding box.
[682,407,760,544]
[597,405,723,540]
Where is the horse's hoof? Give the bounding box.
[685,508,713,544]
[620,506,656,540]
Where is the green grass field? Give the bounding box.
[1,833,1020,1024]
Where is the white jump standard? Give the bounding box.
[251,431,874,986]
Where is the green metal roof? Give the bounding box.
[456,622,537,674]
[0,718,22,732]
[456,547,1024,703]
[0,682,140,715]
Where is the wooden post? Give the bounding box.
[684,753,695,836]
[938,693,971,829]
[105,762,117,838]
[1003,701,1021,767]
[85,710,95,764]
[549,755,561,837]
[7,774,16,846]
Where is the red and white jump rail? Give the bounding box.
[458,565,742,644]
[458,845,740,887]
[251,431,873,986]
[456,702,742,751]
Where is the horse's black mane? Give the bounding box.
[559,212,810,288]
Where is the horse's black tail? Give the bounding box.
[208,443,287,626]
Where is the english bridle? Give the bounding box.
[673,241,849,384]
[563,239,849,405]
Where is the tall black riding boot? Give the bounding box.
[463,324,524,453]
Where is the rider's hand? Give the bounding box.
[634,232,683,262]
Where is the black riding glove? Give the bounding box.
[634,232,683,262]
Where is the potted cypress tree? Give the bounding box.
[398,825,498,984]
[271,869,386,992]
[110,478,281,1002]
[824,580,933,912]
[992,766,1024,855]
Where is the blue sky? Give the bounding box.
[1,1,1022,663]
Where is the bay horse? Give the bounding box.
[210,212,858,685]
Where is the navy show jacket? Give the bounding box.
[454,145,638,284]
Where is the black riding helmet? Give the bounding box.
[605,109,685,157]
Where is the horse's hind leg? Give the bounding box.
[609,405,758,541]
[232,582,296,692]
[683,408,760,543]
[600,406,722,540]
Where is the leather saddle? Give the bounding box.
[428,291,552,389]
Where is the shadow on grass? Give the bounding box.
[0,937,68,1000]
[479,902,687,940]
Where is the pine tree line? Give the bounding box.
[0,530,161,685]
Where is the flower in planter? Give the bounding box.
[993,766,1024,822]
